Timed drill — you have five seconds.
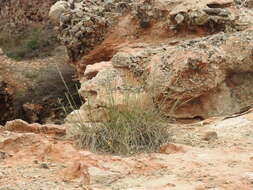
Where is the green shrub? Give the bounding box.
[6,49,26,61]
[26,39,40,50]
[0,27,58,60]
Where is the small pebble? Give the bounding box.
[40,163,49,169]
[202,131,218,141]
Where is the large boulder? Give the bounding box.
[49,1,70,24]
[50,0,253,121]
[66,30,253,122]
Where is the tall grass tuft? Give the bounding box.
[57,64,171,155]
[70,93,171,155]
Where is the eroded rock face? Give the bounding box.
[51,0,251,63]
[1,119,66,135]
[51,0,133,62]
[68,30,253,121]
[50,0,253,120]
[0,77,13,125]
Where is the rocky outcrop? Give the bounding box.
[50,0,129,62]
[66,30,253,121]
[1,119,66,135]
[51,0,251,64]
[49,1,69,24]
[0,77,13,125]
[49,0,253,120]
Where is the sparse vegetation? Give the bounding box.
[68,93,171,155]
[0,26,58,60]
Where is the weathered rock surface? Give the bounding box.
[0,77,13,125]
[49,0,70,24]
[49,0,253,120]
[1,119,66,135]
[51,0,252,63]
[1,111,253,189]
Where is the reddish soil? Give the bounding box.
[0,110,253,189]
[76,14,208,76]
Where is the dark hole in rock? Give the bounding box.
[205,20,226,34]
[175,116,204,124]
[193,116,204,121]
[88,90,98,97]
[207,3,231,8]
[140,20,151,28]
[85,71,99,80]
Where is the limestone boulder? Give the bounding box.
[49,0,253,121]
[71,30,253,121]
[49,1,69,24]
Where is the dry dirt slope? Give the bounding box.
[0,112,253,190]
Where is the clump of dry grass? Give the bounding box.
[57,63,171,155]
[71,95,171,155]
